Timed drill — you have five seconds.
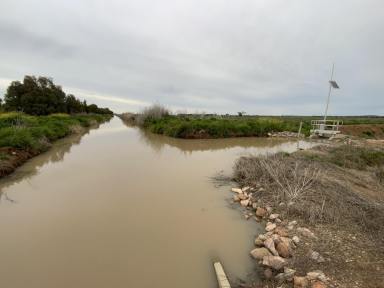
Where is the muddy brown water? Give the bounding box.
[0,117,313,288]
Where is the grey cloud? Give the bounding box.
[0,22,75,58]
[0,0,383,114]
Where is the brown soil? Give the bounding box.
[341,124,384,139]
[0,147,39,178]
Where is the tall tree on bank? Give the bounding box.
[3,76,113,115]
[4,76,66,115]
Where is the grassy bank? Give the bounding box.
[0,112,112,177]
[122,106,384,139]
[142,116,301,138]
[232,143,384,287]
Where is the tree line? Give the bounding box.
[0,76,113,115]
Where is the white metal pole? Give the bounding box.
[323,63,335,122]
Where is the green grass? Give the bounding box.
[143,116,300,138]
[140,114,384,139]
[327,145,384,170]
[0,112,111,150]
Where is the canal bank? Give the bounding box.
[0,117,313,288]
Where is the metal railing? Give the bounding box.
[310,119,343,136]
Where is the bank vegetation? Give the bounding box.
[0,76,113,178]
[121,105,384,139]
[232,142,384,288]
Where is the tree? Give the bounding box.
[3,75,113,115]
[4,76,66,115]
[65,94,84,114]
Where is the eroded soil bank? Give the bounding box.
[0,113,111,178]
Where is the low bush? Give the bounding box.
[143,116,299,138]
[0,112,111,150]
[233,145,384,235]
[136,104,170,126]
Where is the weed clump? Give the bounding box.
[135,105,170,126]
[233,144,384,237]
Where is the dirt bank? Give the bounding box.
[0,122,104,179]
[340,124,384,139]
[0,147,39,177]
[231,141,384,288]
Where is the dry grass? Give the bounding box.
[233,144,384,239]
[135,104,170,126]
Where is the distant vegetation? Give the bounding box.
[121,105,384,139]
[122,105,301,138]
[1,76,113,115]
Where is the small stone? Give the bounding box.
[231,188,243,194]
[288,220,298,226]
[274,226,289,237]
[306,271,325,281]
[250,247,272,260]
[287,225,294,230]
[297,227,317,239]
[276,240,291,258]
[231,188,243,193]
[275,218,282,223]
[276,267,296,283]
[258,187,265,192]
[262,255,287,270]
[264,268,273,279]
[269,213,280,220]
[233,195,240,202]
[266,206,273,213]
[240,199,250,207]
[238,193,248,200]
[258,234,267,241]
[264,238,279,256]
[318,274,328,283]
[256,207,267,217]
[254,238,264,246]
[265,222,276,232]
[309,251,325,263]
[242,186,250,192]
[292,236,300,245]
[311,281,327,288]
[294,276,309,288]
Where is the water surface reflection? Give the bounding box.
[0,118,314,288]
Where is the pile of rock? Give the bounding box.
[267,131,304,138]
[231,187,330,288]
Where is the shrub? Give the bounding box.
[0,112,111,150]
[135,104,170,126]
[0,127,38,149]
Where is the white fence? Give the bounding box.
[310,119,343,137]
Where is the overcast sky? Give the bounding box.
[0,0,383,115]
